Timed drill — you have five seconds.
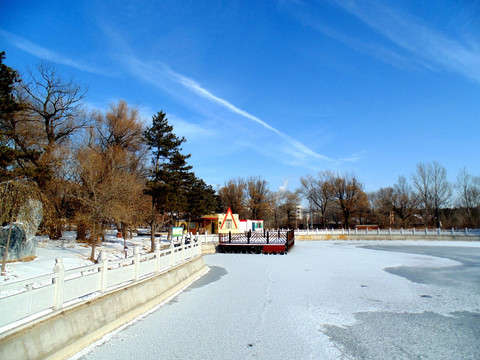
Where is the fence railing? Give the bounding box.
[195,232,219,243]
[0,240,201,332]
[294,228,480,237]
[219,229,293,244]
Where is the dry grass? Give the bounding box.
[4,256,37,263]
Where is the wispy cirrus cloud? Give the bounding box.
[1,27,338,167]
[303,20,425,71]
[331,0,480,84]
[120,55,333,165]
[0,29,106,75]
[163,66,332,162]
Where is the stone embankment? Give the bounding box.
[0,256,208,360]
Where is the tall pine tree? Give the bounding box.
[143,111,191,246]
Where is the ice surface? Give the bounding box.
[73,240,480,360]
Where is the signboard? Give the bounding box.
[172,227,183,237]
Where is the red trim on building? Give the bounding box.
[220,207,238,229]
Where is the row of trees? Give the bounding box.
[0,52,218,260]
[217,162,479,231]
[367,164,479,229]
[216,177,301,229]
[300,163,480,229]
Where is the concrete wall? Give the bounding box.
[0,256,208,360]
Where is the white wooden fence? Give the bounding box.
[0,240,202,331]
[196,232,219,243]
[294,227,480,236]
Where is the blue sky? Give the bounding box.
[1,0,479,193]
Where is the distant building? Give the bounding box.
[239,219,264,232]
[296,204,303,220]
[190,207,264,235]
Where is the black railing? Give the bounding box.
[219,229,295,245]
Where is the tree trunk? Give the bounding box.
[76,221,87,241]
[90,222,97,262]
[49,223,62,240]
[149,218,155,252]
[100,222,105,242]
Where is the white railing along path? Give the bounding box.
[0,239,201,332]
[294,227,480,236]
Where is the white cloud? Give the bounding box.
[339,150,367,163]
[163,66,332,162]
[331,0,480,84]
[117,54,334,166]
[168,114,213,140]
[0,29,106,75]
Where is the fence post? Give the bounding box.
[170,239,175,266]
[400,228,403,235]
[451,227,454,235]
[155,241,161,273]
[53,258,65,311]
[388,228,391,235]
[465,228,468,235]
[134,246,141,282]
[99,251,108,293]
[425,228,428,235]
[413,228,415,235]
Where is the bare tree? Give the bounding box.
[456,168,480,227]
[300,171,335,228]
[5,64,91,238]
[73,147,111,261]
[73,101,146,260]
[392,176,418,227]
[412,162,451,227]
[412,163,433,226]
[280,190,301,229]
[430,162,451,228]
[95,100,147,231]
[218,178,247,217]
[331,172,367,228]
[268,190,285,229]
[245,176,270,220]
[367,187,394,227]
[18,64,89,173]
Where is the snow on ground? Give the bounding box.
[74,240,480,360]
[2,237,480,359]
[1,230,171,283]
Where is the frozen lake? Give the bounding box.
[75,240,480,360]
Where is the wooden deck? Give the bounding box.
[217,230,295,254]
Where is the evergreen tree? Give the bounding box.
[143,111,185,172]
[186,177,218,219]
[0,52,43,181]
[143,111,192,244]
